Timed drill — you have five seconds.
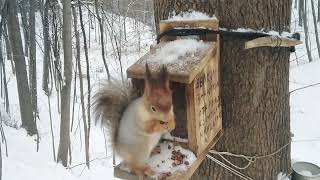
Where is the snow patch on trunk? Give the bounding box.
[166,10,216,21]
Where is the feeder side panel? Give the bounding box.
[186,82,198,153]
[192,51,222,155]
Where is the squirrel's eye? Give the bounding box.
[151,106,156,112]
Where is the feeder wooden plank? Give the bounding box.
[186,41,222,155]
[186,84,197,153]
[126,42,217,84]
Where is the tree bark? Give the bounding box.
[7,0,37,135]
[154,1,291,179]
[75,2,90,168]
[29,0,37,118]
[299,0,304,26]
[0,137,1,180]
[0,41,9,114]
[303,0,313,62]
[3,24,12,62]
[311,0,320,58]
[0,13,10,114]
[94,0,111,79]
[318,0,320,22]
[3,24,15,75]
[19,0,29,57]
[42,0,50,95]
[57,0,72,167]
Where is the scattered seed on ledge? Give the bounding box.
[172,162,177,167]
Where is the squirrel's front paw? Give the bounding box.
[143,165,155,176]
[144,120,167,134]
[159,121,169,129]
[158,117,175,133]
[153,121,169,133]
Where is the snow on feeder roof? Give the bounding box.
[127,39,216,84]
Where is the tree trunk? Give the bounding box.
[0,138,1,180]
[19,0,29,57]
[42,0,50,95]
[303,0,313,62]
[0,28,10,114]
[29,0,37,118]
[94,0,111,79]
[57,0,72,167]
[0,10,10,114]
[311,0,320,58]
[7,0,37,135]
[76,2,90,168]
[318,0,320,22]
[154,1,291,180]
[3,24,14,74]
[299,0,304,26]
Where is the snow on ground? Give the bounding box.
[290,2,320,167]
[2,10,153,180]
[290,60,320,166]
[1,4,320,180]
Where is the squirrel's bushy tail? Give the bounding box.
[92,79,133,147]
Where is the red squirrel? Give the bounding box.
[93,64,175,179]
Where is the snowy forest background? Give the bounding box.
[0,0,319,179]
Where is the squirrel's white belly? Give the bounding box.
[116,97,162,165]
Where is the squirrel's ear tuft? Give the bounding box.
[145,63,152,80]
[160,65,168,80]
[144,63,152,96]
[160,65,170,91]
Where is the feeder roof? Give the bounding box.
[127,39,217,84]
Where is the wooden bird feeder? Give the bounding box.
[115,17,223,180]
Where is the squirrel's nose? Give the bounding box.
[165,112,174,122]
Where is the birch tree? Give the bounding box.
[299,0,304,26]
[42,0,50,94]
[7,0,37,135]
[75,2,90,167]
[29,0,37,119]
[311,0,320,58]
[19,0,29,57]
[318,0,320,22]
[94,0,110,79]
[57,0,72,167]
[303,0,313,62]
